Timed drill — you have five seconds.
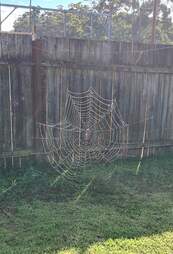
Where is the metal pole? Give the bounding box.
[151,0,158,44]
[90,13,93,39]
[32,8,37,40]
[63,12,67,37]
[108,13,112,40]
[0,3,68,13]
[29,0,32,33]
[0,0,1,31]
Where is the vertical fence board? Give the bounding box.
[1,34,173,159]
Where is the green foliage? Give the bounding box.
[13,0,173,44]
[0,154,173,253]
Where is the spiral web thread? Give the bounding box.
[39,87,128,179]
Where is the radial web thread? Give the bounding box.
[39,87,128,177]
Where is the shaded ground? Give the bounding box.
[0,154,173,253]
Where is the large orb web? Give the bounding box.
[39,87,128,177]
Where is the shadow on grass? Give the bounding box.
[0,153,173,253]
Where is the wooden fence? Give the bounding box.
[0,32,173,164]
[0,33,33,164]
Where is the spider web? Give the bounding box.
[39,87,128,178]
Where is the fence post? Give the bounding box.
[63,12,67,37]
[32,39,46,152]
[90,13,93,39]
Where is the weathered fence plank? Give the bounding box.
[1,34,173,160]
[0,33,33,158]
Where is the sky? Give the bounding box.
[0,0,80,8]
[0,0,85,31]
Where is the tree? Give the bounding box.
[13,0,173,44]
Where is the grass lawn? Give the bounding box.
[0,154,173,254]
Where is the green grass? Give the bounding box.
[0,154,173,253]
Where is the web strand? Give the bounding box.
[39,87,128,177]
